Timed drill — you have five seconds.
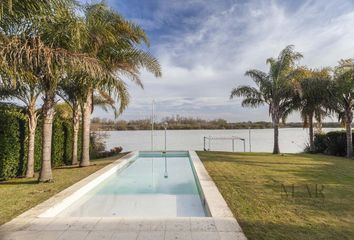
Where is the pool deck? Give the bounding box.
[0,151,247,240]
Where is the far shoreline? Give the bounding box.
[92,126,345,131]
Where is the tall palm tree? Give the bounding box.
[292,67,332,152]
[330,59,354,158]
[58,78,122,165]
[77,3,161,167]
[230,45,302,154]
[58,78,83,165]
[0,0,109,182]
[0,71,41,177]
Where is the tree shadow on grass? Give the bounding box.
[0,180,38,185]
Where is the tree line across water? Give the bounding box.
[0,1,161,182]
[91,117,343,131]
[231,45,354,158]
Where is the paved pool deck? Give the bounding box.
[0,151,247,240]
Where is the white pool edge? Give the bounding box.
[188,151,234,218]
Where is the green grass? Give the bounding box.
[197,151,354,240]
[0,154,126,225]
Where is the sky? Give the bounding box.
[90,0,354,122]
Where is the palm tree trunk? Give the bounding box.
[72,103,80,165]
[38,93,55,182]
[273,124,280,154]
[345,109,353,159]
[80,92,92,167]
[25,104,37,178]
[272,115,280,154]
[309,113,314,152]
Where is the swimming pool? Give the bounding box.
[56,151,208,217]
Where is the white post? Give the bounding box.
[151,99,154,151]
[248,121,252,152]
[232,139,235,152]
[164,122,168,151]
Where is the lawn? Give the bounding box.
[0,154,126,225]
[197,151,354,240]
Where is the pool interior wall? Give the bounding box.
[57,151,209,217]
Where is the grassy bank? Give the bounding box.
[197,151,354,240]
[0,154,125,225]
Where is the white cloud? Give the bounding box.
[94,0,354,122]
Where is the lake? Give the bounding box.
[100,128,341,153]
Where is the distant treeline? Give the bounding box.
[91,116,342,131]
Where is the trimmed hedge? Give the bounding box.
[0,104,25,180]
[0,103,79,180]
[313,131,354,156]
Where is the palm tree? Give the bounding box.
[330,59,354,158]
[58,78,83,165]
[77,3,161,167]
[292,67,332,152]
[0,72,41,177]
[0,0,109,182]
[230,45,302,154]
[58,78,122,165]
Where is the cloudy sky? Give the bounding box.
[92,0,354,122]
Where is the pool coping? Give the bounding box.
[188,151,234,218]
[0,151,247,240]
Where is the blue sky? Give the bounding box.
[90,0,354,122]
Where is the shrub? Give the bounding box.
[51,117,74,167]
[90,132,107,159]
[0,104,26,180]
[325,131,347,156]
[312,133,327,153]
[312,131,354,156]
[95,146,123,159]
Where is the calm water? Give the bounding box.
[101,128,341,153]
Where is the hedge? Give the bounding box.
[0,104,25,180]
[0,103,80,180]
[313,131,354,156]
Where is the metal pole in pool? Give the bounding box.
[151,99,155,151]
[164,156,168,178]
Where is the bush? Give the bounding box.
[90,132,107,159]
[51,118,73,167]
[95,146,123,159]
[0,104,26,180]
[325,131,348,156]
[312,133,327,153]
[0,103,78,180]
[312,131,354,156]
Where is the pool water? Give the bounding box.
[58,152,207,217]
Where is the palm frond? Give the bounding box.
[230,86,265,108]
